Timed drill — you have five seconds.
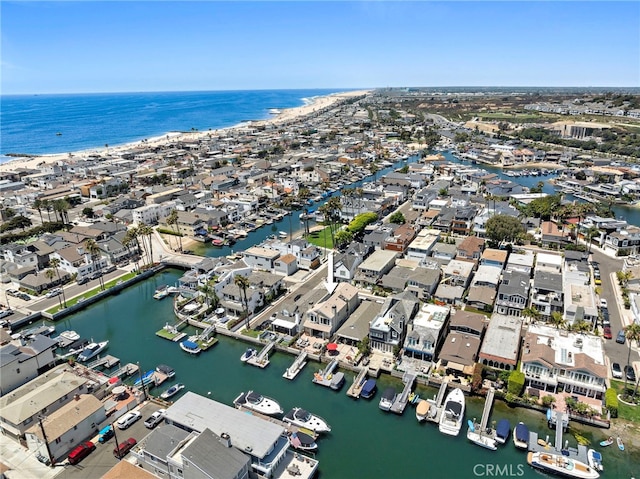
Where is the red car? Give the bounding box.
[113,437,137,459]
[68,441,95,465]
[603,326,612,339]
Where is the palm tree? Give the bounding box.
[84,239,105,290]
[49,258,67,308]
[522,306,541,324]
[585,226,600,253]
[45,269,63,309]
[137,223,154,266]
[166,209,182,252]
[122,229,139,273]
[234,274,251,329]
[549,311,565,329]
[623,323,640,396]
[33,198,44,224]
[43,200,53,222]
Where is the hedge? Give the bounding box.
[605,388,618,418]
[508,370,525,396]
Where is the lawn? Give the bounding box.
[610,379,640,423]
[46,272,137,314]
[306,226,334,249]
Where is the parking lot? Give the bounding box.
[55,402,164,479]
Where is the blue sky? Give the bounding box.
[2,1,639,94]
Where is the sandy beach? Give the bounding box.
[0,89,370,174]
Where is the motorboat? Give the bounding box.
[467,421,497,451]
[283,408,331,434]
[288,431,317,452]
[495,419,511,444]
[54,330,80,347]
[240,348,257,362]
[617,437,624,451]
[587,449,603,472]
[134,370,156,388]
[527,452,600,479]
[360,379,377,399]
[379,387,396,412]
[180,340,201,354]
[415,400,430,422]
[160,383,185,399]
[234,391,283,416]
[278,231,288,238]
[438,388,465,436]
[599,436,613,447]
[513,422,529,449]
[77,340,109,362]
[153,285,170,300]
[156,364,175,379]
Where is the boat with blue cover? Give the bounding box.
[360,379,377,399]
[180,340,201,354]
[135,370,156,388]
[495,419,511,444]
[513,422,529,449]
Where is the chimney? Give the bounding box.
[220,432,231,448]
[74,394,80,401]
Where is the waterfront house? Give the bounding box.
[369,292,420,354]
[0,335,58,396]
[163,392,295,479]
[303,282,360,339]
[335,300,385,347]
[133,424,251,479]
[402,303,450,361]
[242,246,281,271]
[521,324,607,400]
[494,270,530,317]
[25,394,106,463]
[478,314,523,371]
[132,202,178,226]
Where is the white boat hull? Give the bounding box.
[438,388,465,437]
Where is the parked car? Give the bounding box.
[17,292,31,301]
[113,437,137,459]
[603,326,612,339]
[616,330,626,344]
[76,276,89,285]
[116,411,141,430]
[601,310,610,327]
[624,365,636,383]
[599,298,608,309]
[144,409,166,429]
[611,362,623,379]
[0,309,14,320]
[67,441,95,465]
[45,288,62,298]
[6,289,19,297]
[98,425,114,443]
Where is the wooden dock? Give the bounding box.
[283,350,308,380]
[479,388,495,431]
[346,367,368,399]
[247,340,275,368]
[425,381,449,424]
[312,359,345,390]
[86,355,120,370]
[235,404,318,440]
[390,372,416,414]
[110,362,139,379]
[528,430,589,464]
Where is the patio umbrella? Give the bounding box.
[326,343,338,351]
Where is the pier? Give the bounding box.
[156,322,188,342]
[479,387,495,432]
[86,355,120,370]
[235,404,318,440]
[247,340,276,368]
[528,431,589,464]
[109,362,139,379]
[346,367,368,399]
[425,381,449,424]
[312,359,345,390]
[390,372,416,414]
[283,350,308,380]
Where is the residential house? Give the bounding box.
[438,310,486,376]
[456,236,485,263]
[478,314,523,371]
[354,250,397,286]
[494,270,531,317]
[274,253,298,276]
[480,248,509,269]
[380,265,441,301]
[531,270,564,319]
[384,224,417,254]
[521,324,607,400]
[332,244,371,283]
[505,251,535,275]
[369,292,420,353]
[303,283,360,339]
[242,247,280,271]
[406,229,440,265]
[0,335,58,396]
[403,304,450,361]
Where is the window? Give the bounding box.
[16,368,20,374]
[55,438,61,444]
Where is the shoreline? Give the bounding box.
[0,89,370,174]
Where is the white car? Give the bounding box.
[144,409,166,429]
[45,288,62,298]
[599,298,608,309]
[116,411,141,430]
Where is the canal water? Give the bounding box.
[46,268,637,479]
[30,153,639,478]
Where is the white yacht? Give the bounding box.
[438,388,465,436]
[77,340,109,362]
[283,407,331,434]
[527,452,600,479]
[233,391,283,416]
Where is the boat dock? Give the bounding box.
[156,322,188,342]
[86,355,120,370]
[469,387,497,441]
[283,350,308,380]
[425,381,449,424]
[390,372,416,414]
[247,340,276,368]
[109,362,139,379]
[528,430,589,464]
[548,409,569,432]
[346,367,368,398]
[312,359,345,390]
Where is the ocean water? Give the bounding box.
[0,89,347,159]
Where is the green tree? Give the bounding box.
[84,239,105,290]
[82,207,95,219]
[234,274,251,329]
[485,214,524,245]
[45,269,63,309]
[33,198,44,224]
[623,323,640,397]
[522,306,542,324]
[549,311,565,329]
[389,212,406,224]
[334,230,354,249]
[49,257,67,308]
